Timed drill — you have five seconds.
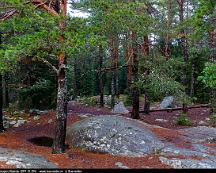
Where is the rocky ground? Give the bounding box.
[0,102,215,169]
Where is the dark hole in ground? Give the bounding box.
[28,136,53,147]
[28,136,70,149]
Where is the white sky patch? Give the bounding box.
[67,3,90,18]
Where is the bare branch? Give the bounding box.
[35,56,58,74]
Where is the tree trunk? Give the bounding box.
[72,58,77,100]
[0,75,4,132]
[209,29,216,113]
[52,0,67,154]
[165,0,172,59]
[143,35,150,114]
[98,45,104,107]
[126,32,132,91]
[131,32,140,119]
[110,35,119,107]
[143,92,150,114]
[2,74,9,108]
[0,32,4,132]
[190,58,195,97]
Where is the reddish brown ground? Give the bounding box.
[0,103,212,169]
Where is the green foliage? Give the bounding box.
[137,56,189,103]
[19,79,56,110]
[176,113,193,126]
[198,62,216,89]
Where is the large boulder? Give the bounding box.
[66,115,164,157]
[111,102,129,114]
[160,96,175,109]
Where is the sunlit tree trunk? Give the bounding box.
[52,0,68,154]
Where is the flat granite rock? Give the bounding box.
[179,126,216,143]
[0,147,57,168]
[66,115,164,157]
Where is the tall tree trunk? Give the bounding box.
[0,75,4,132]
[126,34,132,91]
[178,0,190,98]
[0,32,4,132]
[143,35,150,114]
[131,32,140,119]
[98,45,104,107]
[72,58,77,100]
[165,0,172,59]
[110,35,119,108]
[52,0,68,154]
[190,58,195,97]
[178,0,189,62]
[209,29,216,113]
[114,38,119,98]
[110,37,115,108]
[2,74,9,108]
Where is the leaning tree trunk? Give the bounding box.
[131,32,140,119]
[52,0,68,154]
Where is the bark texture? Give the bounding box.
[98,45,104,107]
[131,32,140,119]
[52,0,68,154]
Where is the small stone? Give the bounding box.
[115,162,129,169]
[9,121,17,125]
[33,116,40,121]
[47,119,53,124]
[198,121,207,125]
[206,118,210,121]
[155,119,168,123]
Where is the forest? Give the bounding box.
[0,0,216,169]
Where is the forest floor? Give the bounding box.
[0,102,214,169]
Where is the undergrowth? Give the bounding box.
[176,112,193,126]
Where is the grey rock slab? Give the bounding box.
[159,157,216,168]
[111,102,129,114]
[179,126,216,143]
[0,147,57,168]
[66,115,164,157]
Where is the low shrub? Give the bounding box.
[176,113,193,126]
